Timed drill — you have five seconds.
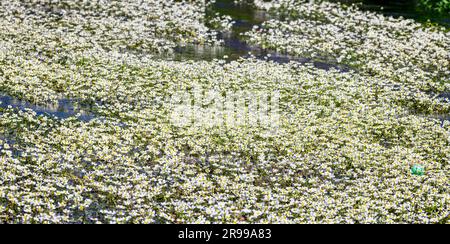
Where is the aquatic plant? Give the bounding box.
[247,0,450,95]
[0,0,449,224]
[418,0,450,15]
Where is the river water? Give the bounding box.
[332,0,449,25]
[0,93,95,122]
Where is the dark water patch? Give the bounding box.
[434,92,450,124]
[0,133,26,159]
[0,93,96,122]
[0,134,16,147]
[415,91,450,125]
[166,38,351,72]
[331,0,450,27]
[211,0,270,28]
[427,114,450,127]
[437,92,450,102]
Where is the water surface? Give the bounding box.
[332,0,449,26]
[0,93,95,121]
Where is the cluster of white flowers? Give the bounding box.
[0,0,226,56]
[0,0,449,224]
[247,0,450,94]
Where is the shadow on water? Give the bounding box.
[331,0,450,26]
[0,92,96,122]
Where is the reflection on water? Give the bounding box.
[331,0,450,26]
[161,0,351,72]
[0,92,95,122]
[162,0,271,62]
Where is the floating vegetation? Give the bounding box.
[247,0,450,92]
[0,0,449,224]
